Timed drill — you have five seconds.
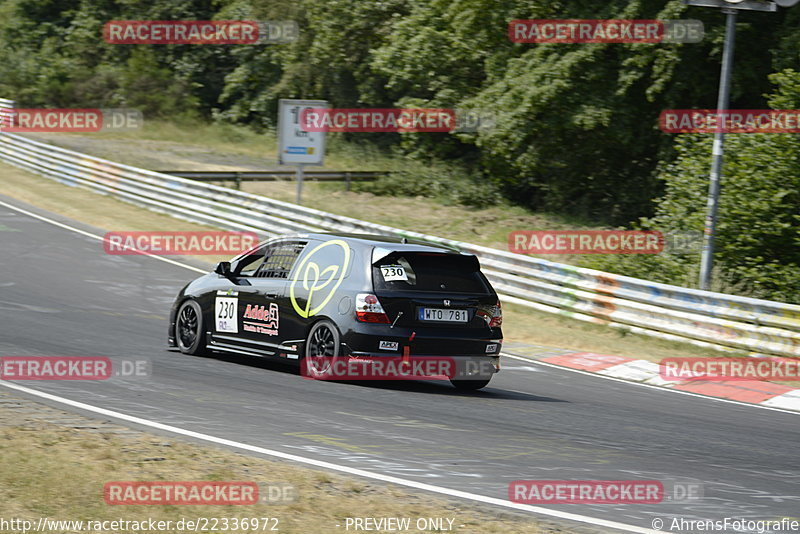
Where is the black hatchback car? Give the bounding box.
[168,233,503,390]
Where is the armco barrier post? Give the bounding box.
[0,98,15,129]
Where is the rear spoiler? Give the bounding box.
[371,247,480,272]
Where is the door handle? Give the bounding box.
[264,293,279,299]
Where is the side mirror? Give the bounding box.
[214,261,232,277]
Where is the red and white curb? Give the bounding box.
[505,351,800,413]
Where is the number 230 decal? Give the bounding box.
[215,297,238,333]
[380,265,407,281]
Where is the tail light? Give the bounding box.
[355,293,390,323]
[489,300,503,328]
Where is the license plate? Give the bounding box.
[418,308,469,322]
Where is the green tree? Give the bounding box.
[585,69,800,303]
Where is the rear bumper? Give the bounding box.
[343,323,502,358]
[344,353,500,373]
[342,324,501,378]
[306,353,500,381]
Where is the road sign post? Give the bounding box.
[278,99,327,205]
[684,0,780,290]
[698,8,737,291]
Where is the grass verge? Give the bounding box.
[0,391,544,534]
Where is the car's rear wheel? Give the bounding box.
[303,320,341,380]
[176,299,207,356]
[450,378,491,391]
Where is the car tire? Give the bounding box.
[175,299,208,356]
[302,319,342,380]
[450,378,491,391]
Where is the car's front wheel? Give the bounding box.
[450,378,491,391]
[175,299,208,356]
[303,319,342,380]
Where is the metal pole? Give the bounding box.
[699,8,737,290]
[295,163,305,204]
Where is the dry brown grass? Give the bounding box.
[0,392,546,534]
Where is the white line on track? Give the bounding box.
[0,199,207,274]
[0,380,658,533]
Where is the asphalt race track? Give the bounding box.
[1,197,798,533]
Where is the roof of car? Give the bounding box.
[294,232,464,254]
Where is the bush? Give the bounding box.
[355,163,502,210]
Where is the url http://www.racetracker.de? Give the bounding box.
[0,517,280,532]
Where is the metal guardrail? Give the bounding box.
[1,101,799,357]
[0,99,15,128]
[157,170,384,190]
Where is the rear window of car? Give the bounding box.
[372,252,489,293]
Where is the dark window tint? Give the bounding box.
[235,244,268,276]
[373,252,488,293]
[257,242,307,278]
